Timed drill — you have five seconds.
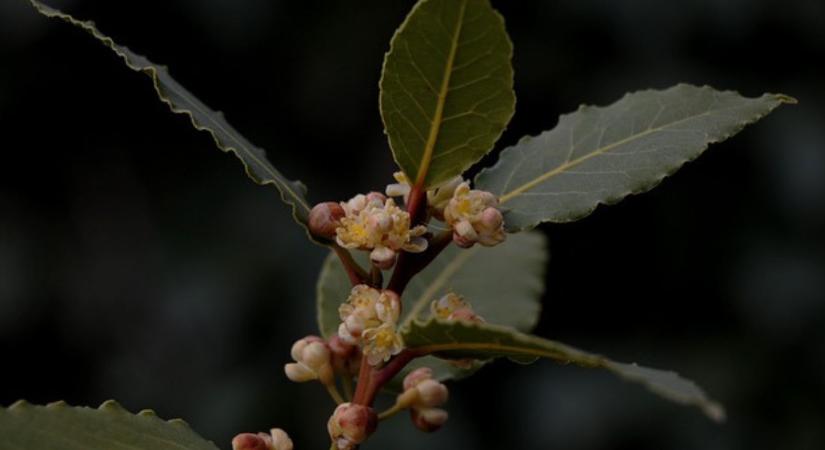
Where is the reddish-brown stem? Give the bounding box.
[333,245,368,286]
[387,230,452,293]
[352,355,373,404]
[405,183,428,225]
[358,350,419,406]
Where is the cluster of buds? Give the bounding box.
[386,171,463,219]
[309,192,428,270]
[232,429,293,450]
[284,336,334,385]
[431,292,485,323]
[327,403,377,450]
[338,285,404,366]
[395,368,449,432]
[444,182,506,248]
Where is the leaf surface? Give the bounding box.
[380,0,515,188]
[476,84,795,231]
[0,400,219,450]
[403,319,726,422]
[29,0,313,230]
[316,231,547,381]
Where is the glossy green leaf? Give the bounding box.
[476,84,795,231]
[403,319,726,422]
[316,231,547,381]
[0,400,219,450]
[380,0,515,188]
[29,0,313,230]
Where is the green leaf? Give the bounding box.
[476,84,795,231]
[0,400,219,450]
[29,0,313,230]
[380,0,515,188]
[403,319,726,422]
[316,231,547,381]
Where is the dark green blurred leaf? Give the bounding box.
[0,400,219,450]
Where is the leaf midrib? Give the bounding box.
[414,0,469,186]
[409,341,604,368]
[498,105,731,204]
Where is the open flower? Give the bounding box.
[336,194,428,269]
[338,286,400,345]
[443,182,506,248]
[362,322,404,366]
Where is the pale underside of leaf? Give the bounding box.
[316,231,547,382]
[476,84,795,231]
[0,400,219,450]
[402,319,726,422]
[29,0,313,232]
[380,0,515,188]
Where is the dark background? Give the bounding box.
[2,1,824,449]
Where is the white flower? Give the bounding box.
[284,336,333,385]
[335,195,428,269]
[362,322,404,366]
[337,285,400,345]
[443,182,506,248]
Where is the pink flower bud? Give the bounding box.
[231,433,271,450]
[328,403,377,449]
[448,307,484,323]
[416,379,449,408]
[365,191,387,206]
[403,367,434,391]
[411,407,448,432]
[480,207,503,230]
[309,202,345,239]
[370,246,397,270]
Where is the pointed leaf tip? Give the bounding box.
[28,0,315,239]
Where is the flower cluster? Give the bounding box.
[338,285,404,366]
[444,182,506,248]
[397,368,449,432]
[284,336,334,385]
[328,403,377,450]
[334,192,428,269]
[232,429,293,450]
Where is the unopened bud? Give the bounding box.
[285,336,333,385]
[309,202,346,239]
[403,367,434,391]
[370,246,397,270]
[269,429,293,450]
[411,407,448,432]
[327,403,377,450]
[416,379,449,408]
[365,191,387,206]
[232,433,271,450]
[448,307,484,323]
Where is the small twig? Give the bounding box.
[377,403,406,421]
[369,264,383,288]
[333,245,368,286]
[325,383,346,405]
[387,231,452,293]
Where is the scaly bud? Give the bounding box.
[327,403,377,450]
[309,202,346,239]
